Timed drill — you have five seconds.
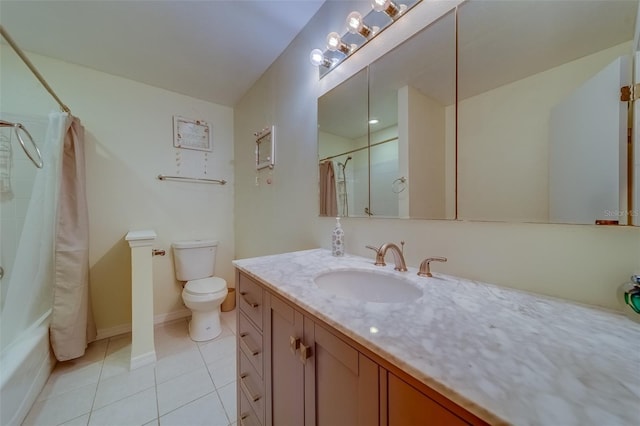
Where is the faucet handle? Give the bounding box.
[365,245,386,266]
[418,257,447,277]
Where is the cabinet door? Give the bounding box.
[267,293,304,426]
[387,373,468,426]
[304,320,379,426]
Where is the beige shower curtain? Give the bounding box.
[319,161,338,217]
[50,116,96,361]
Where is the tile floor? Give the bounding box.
[23,312,237,426]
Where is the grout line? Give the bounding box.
[86,337,110,424]
[154,364,161,425]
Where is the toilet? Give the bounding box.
[172,239,228,342]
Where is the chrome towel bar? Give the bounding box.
[157,174,226,185]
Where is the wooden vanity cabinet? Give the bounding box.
[266,292,379,426]
[236,270,486,426]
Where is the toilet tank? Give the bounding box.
[172,239,218,281]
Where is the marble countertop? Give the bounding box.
[233,249,640,426]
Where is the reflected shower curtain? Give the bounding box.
[50,115,96,361]
[319,161,338,217]
[0,113,59,352]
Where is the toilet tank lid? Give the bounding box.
[172,239,219,249]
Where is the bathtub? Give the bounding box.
[0,310,55,426]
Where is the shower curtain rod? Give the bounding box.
[1,26,71,113]
[319,136,399,163]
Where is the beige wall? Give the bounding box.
[1,46,235,336]
[458,41,632,222]
[234,0,640,311]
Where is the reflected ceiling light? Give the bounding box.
[368,118,379,124]
[369,326,379,334]
[309,48,332,68]
[326,32,351,55]
[371,0,406,19]
[346,11,373,38]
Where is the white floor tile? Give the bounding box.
[155,347,206,384]
[23,383,96,426]
[88,387,157,426]
[199,335,236,365]
[207,354,236,389]
[156,367,215,416]
[100,350,131,381]
[94,364,156,409]
[38,361,102,401]
[159,392,228,426]
[217,382,237,424]
[58,413,90,426]
[105,334,132,358]
[221,311,236,334]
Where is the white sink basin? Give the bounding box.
[313,270,422,303]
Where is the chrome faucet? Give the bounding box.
[417,257,447,277]
[366,242,408,272]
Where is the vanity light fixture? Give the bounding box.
[346,11,373,38]
[310,0,421,75]
[326,32,352,55]
[371,0,406,19]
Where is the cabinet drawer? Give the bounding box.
[238,274,263,329]
[239,311,263,378]
[239,350,265,424]
[239,389,262,426]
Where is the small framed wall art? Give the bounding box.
[255,125,275,170]
[173,116,211,152]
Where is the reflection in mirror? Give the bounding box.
[457,0,638,225]
[368,10,456,219]
[318,68,369,217]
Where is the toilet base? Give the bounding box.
[188,308,222,342]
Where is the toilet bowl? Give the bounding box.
[182,277,228,341]
[172,239,228,342]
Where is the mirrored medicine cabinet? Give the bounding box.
[318,0,640,226]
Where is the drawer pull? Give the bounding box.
[289,336,300,354]
[240,332,261,356]
[240,291,260,308]
[239,413,249,426]
[240,373,262,402]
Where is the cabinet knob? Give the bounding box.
[299,342,312,364]
[289,336,300,354]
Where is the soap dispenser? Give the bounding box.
[332,217,344,257]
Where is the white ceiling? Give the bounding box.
[0,0,325,107]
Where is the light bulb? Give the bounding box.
[326,32,341,51]
[346,11,363,33]
[370,0,402,18]
[326,32,351,55]
[309,49,330,67]
[371,0,389,12]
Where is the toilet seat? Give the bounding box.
[184,277,227,295]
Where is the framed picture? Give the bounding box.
[255,125,275,170]
[173,116,211,152]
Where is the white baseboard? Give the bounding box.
[130,350,157,370]
[95,309,191,341]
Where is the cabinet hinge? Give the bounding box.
[621,83,640,102]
